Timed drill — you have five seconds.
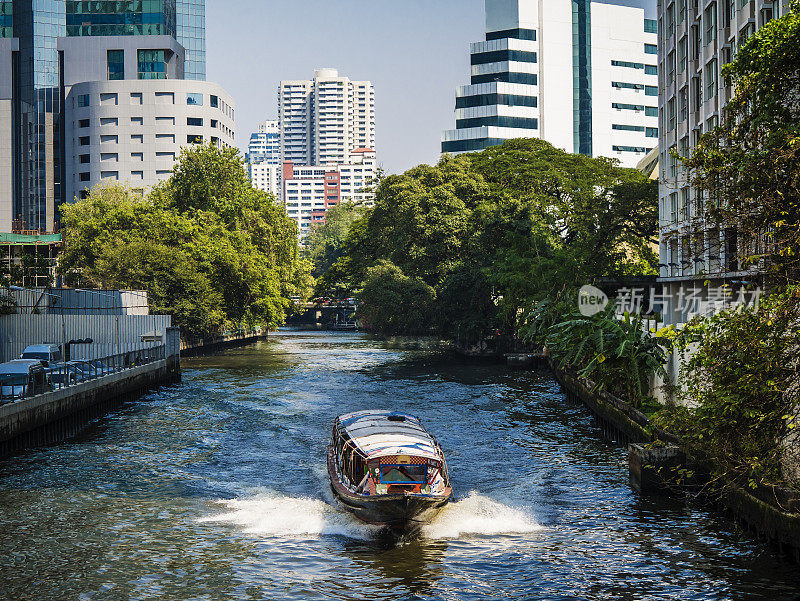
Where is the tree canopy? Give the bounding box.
[60,143,311,337]
[313,138,658,338]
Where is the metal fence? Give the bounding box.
[0,345,167,403]
[0,314,172,363]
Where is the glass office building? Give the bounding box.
[7,0,205,231]
[176,0,205,80]
[12,0,67,231]
[65,0,176,37]
[0,1,11,38]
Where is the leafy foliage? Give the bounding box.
[60,144,308,337]
[315,139,658,339]
[357,261,437,336]
[546,308,672,407]
[654,289,800,491]
[685,2,800,285]
[302,202,369,281]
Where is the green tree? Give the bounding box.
[321,138,658,338]
[60,144,304,337]
[302,201,368,280]
[357,261,437,336]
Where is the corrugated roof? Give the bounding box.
[338,410,440,461]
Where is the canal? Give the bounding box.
[0,331,798,600]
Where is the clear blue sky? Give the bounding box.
[207,0,655,176]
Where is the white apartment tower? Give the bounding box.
[248,120,280,165]
[278,69,375,166]
[657,0,790,323]
[247,120,281,199]
[443,0,660,168]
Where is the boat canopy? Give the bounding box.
[336,410,441,461]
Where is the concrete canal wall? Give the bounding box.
[524,354,800,562]
[0,328,181,458]
[181,329,267,357]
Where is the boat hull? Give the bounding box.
[327,449,451,533]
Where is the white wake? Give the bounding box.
[201,489,381,540]
[202,489,542,541]
[422,491,543,539]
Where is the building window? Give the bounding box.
[187,117,203,127]
[645,85,659,96]
[187,134,203,144]
[679,87,688,121]
[692,24,701,60]
[79,154,90,164]
[471,49,537,65]
[645,106,658,117]
[612,81,644,90]
[704,3,717,45]
[692,75,703,109]
[79,172,90,182]
[667,51,676,84]
[107,49,124,80]
[645,43,658,54]
[77,94,90,107]
[668,98,677,130]
[79,136,90,146]
[678,37,688,73]
[645,18,658,33]
[645,64,658,75]
[187,93,203,106]
[646,127,659,138]
[210,95,218,108]
[78,119,90,128]
[706,60,718,99]
[138,49,166,79]
[666,5,675,36]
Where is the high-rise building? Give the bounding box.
[247,120,280,165]
[278,69,375,166]
[247,120,281,199]
[442,0,659,168]
[3,0,207,233]
[656,0,790,323]
[176,0,206,80]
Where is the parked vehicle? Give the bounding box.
[0,360,53,400]
[46,367,77,388]
[64,360,97,382]
[19,344,63,367]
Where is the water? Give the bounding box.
[0,331,797,600]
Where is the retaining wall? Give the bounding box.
[540,357,800,561]
[0,327,181,458]
[181,329,267,357]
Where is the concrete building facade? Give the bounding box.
[282,149,377,235]
[3,0,207,233]
[64,78,235,203]
[250,162,281,199]
[656,0,790,323]
[278,69,375,166]
[247,120,281,165]
[443,0,660,168]
[247,120,281,200]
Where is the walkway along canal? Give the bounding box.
[0,331,797,600]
